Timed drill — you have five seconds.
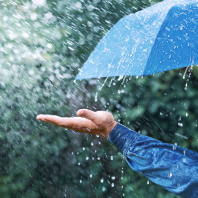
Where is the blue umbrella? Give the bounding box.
[76,0,198,80]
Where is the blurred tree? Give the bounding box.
[1,0,197,198]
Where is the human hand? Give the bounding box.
[36,109,117,139]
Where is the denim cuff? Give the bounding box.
[108,123,140,156]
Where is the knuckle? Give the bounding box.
[97,118,106,126]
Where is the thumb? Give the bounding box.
[77,109,97,123]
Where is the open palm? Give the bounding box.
[37,109,117,139]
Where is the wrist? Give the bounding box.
[103,121,118,139]
[107,123,139,156]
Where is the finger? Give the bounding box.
[37,115,66,126]
[36,114,98,133]
[77,109,98,123]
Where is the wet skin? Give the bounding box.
[37,109,117,139]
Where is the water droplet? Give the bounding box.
[173,142,177,150]
[32,0,46,6]
[95,92,98,102]
[75,2,82,9]
[118,76,123,81]
[168,172,172,178]
[178,123,183,127]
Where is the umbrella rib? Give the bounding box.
[143,7,174,75]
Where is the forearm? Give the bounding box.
[108,123,198,198]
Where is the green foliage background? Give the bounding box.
[0,0,197,197]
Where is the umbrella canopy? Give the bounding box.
[76,0,198,80]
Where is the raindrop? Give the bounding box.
[75,2,82,10]
[111,176,116,180]
[32,0,46,6]
[87,5,95,11]
[100,178,104,183]
[23,32,29,38]
[95,92,98,102]
[31,13,37,21]
[102,187,106,192]
[86,157,89,160]
[178,123,183,127]
[87,21,93,28]
[173,143,177,150]
[179,25,184,31]
[175,133,188,140]
[118,76,124,81]
[168,172,172,178]
[184,83,188,91]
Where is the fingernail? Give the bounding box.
[77,110,85,116]
[36,116,40,120]
[36,115,43,120]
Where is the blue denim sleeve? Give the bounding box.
[108,123,198,198]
